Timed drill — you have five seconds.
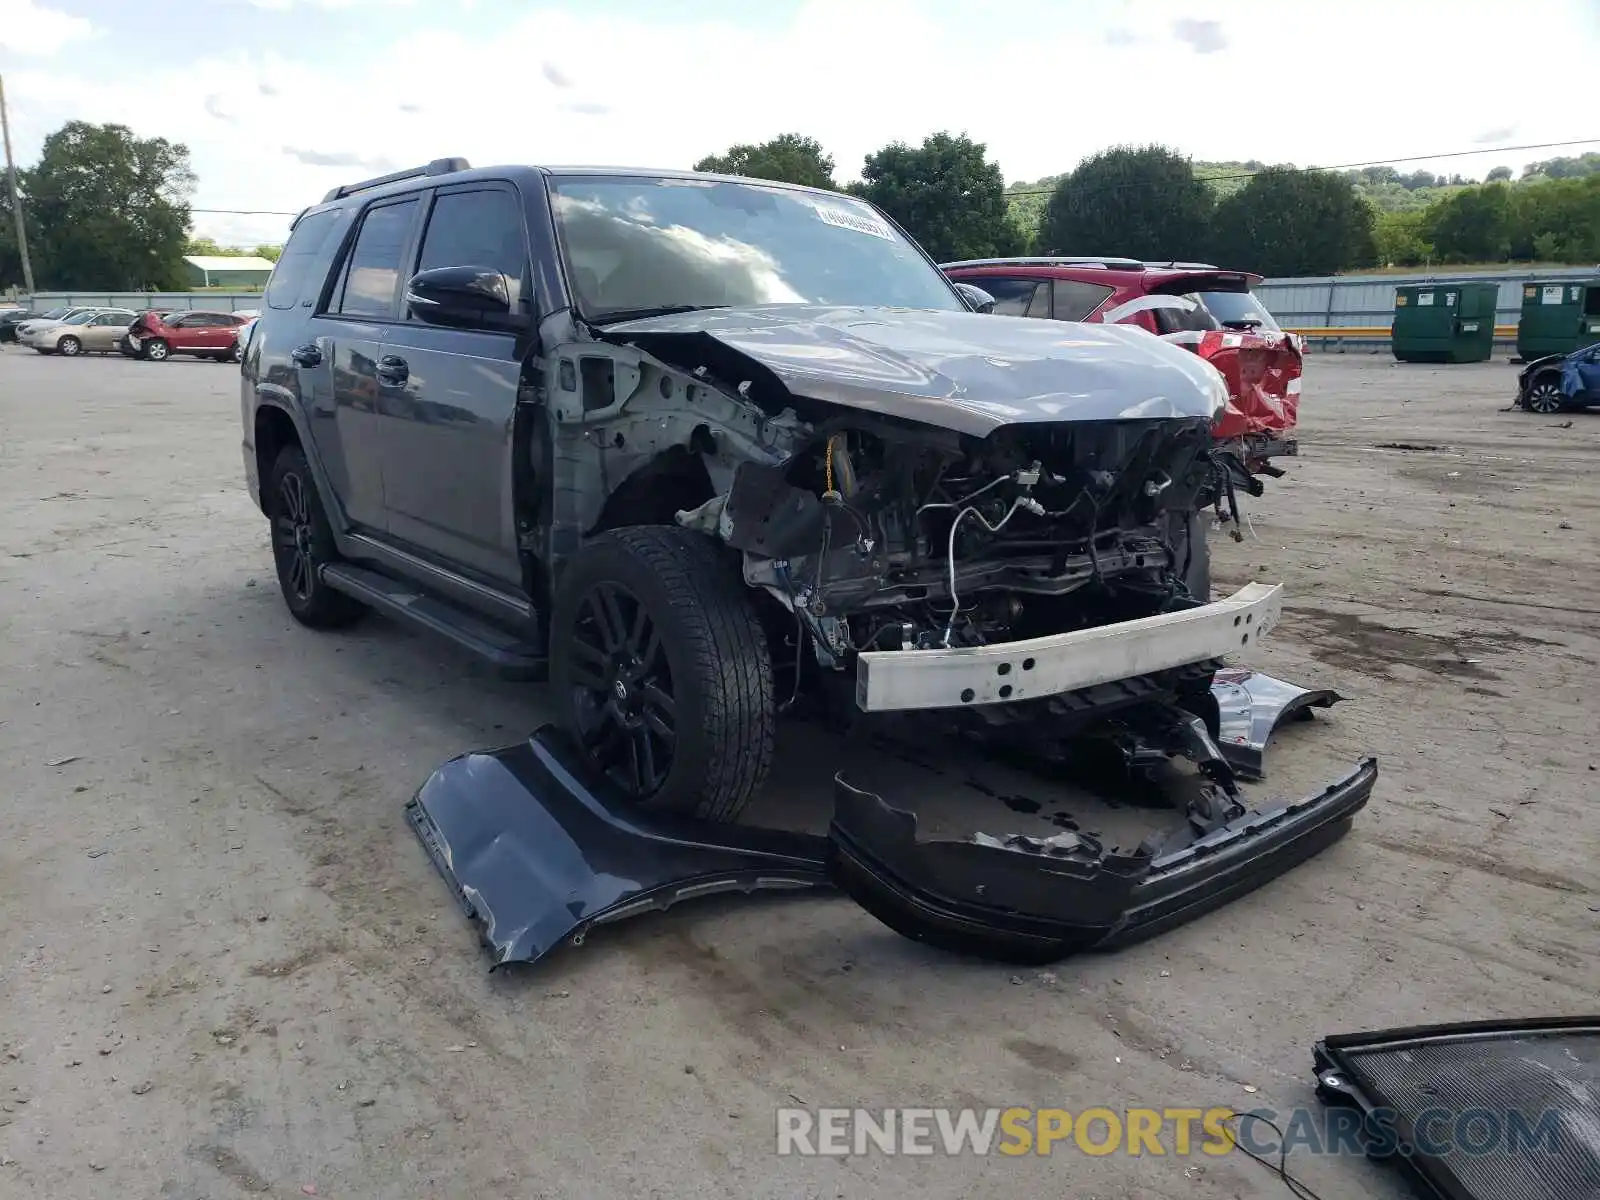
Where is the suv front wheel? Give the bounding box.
[550,526,775,822]
[267,445,365,629]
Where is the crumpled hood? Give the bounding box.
[601,305,1230,436]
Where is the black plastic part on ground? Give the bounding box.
[408,676,1375,970]
[405,732,831,969]
[829,756,1376,964]
[1313,1017,1600,1200]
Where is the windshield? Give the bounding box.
[547,176,963,323]
[1197,290,1280,331]
[62,310,98,325]
[39,307,72,320]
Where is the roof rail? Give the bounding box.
[1143,261,1222,271]
[940,255,1146,271]
[321,157,471,204]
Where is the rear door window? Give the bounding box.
[974,276,1047,317]
[336,199,419,319]
[1051,279,1114,322]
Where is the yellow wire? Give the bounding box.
[825,436,835,494]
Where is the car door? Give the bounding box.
[83,311,132,351]
[304,194,423,534]
[375,183,530,586]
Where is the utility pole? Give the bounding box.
[0,73,37,296]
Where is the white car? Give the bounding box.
[232,316,259,362]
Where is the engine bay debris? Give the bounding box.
[408,673,1374,970]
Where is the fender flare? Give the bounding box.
[250,391,353,540]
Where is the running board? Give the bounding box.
[320,563,547,680]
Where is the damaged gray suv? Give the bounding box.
[243,158,1281,822]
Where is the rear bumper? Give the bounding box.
[829,756,1377,963]
[855,583,1282,713]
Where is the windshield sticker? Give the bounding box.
[814,204,895,241]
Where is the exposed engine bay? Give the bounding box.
[713,415,1222,661]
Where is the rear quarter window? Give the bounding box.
[266,209,349,311]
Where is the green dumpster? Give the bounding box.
[1516,278,1600,360]
[1391,282,1499,363]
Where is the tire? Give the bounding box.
[224,342,241,363]
[267,444,365,629]
[550,525,775,822]
[57,336,82,357]
[143,338,170,362]
[1523,377,1564,414]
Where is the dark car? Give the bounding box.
[0,308,38,343]
[1517,341,1600,413]
[243,157,1319,831]
[942,258,1303,479]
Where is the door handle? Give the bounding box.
[376,355,409,386]
[290,344,322,368]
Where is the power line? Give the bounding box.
[190,136,1600,215]
[1002,137,1600,197]
[191,207,298,216]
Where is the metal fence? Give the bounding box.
[11,291,265,312]
[1255,265,1598,353]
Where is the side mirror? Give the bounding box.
[406,266,520,327]
[952,281,997,314]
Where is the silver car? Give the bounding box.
[26,309,138,355]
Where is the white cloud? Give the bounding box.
[0,0,98,56]
[2,0,1595,245]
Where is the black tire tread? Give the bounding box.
[555,525,774,822]
[268,445,365,630]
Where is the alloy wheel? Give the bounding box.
[271,471,316,602]
[566,581,677,797]
[1526,382,1563,414]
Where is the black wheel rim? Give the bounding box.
[567,582,676,797]
[1529,385,1561,413]
[271,472,315,602]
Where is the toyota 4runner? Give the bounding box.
[243,158,1283,822]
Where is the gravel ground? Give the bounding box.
[1,345,1596,1200]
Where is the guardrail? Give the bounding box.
[1284,325,1519,353]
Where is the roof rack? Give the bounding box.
[940,256,1146,271]
[321,157,472,204]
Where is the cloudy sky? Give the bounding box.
[2,0,1596,246]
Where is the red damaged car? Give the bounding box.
[942,258,1302,484]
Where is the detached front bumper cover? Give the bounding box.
[409,671,1373,970]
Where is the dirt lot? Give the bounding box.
[1,345,1596,1199]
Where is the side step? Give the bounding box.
[321,563,548,681]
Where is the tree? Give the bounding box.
[1210,168,1376,276]
[1038,145,1212,260]
[1485,165,1512,183]
[1421,182,1512,262]
[253,244,283,263]
[693,134,836,189]
[21,121,194,289]
[853,132,1022,262]
[1373,210,1431,266]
